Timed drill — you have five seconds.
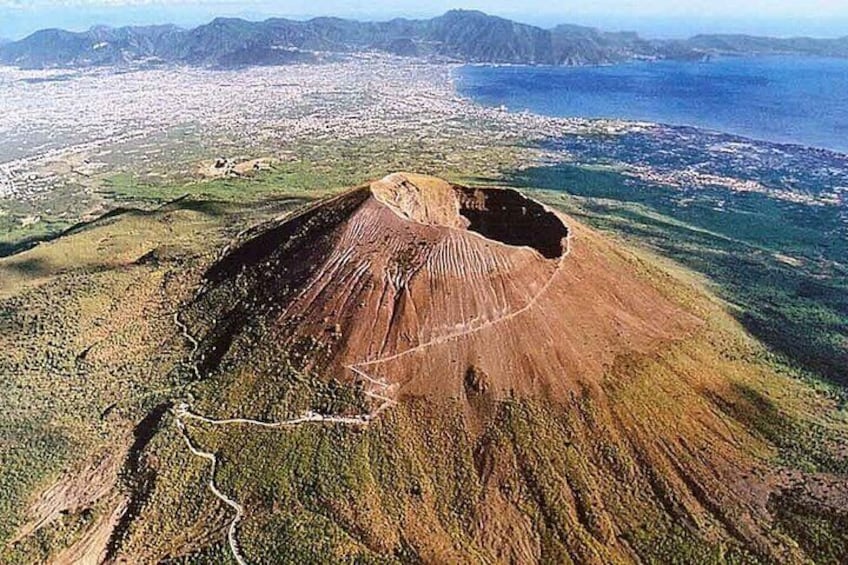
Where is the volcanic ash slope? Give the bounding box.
[189,172,699,402]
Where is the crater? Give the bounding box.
[371,173,568,259]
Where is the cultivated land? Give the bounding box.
[1,54,847,563]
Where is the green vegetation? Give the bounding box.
[0,193,291,560]
[711,382,848,474]
[0,142,523,559]
[2,504,101,564]
[101,163,343,208]
[0,187,97,256]
[0,421,72,543]
[771,490,848,565]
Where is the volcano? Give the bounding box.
[168,174,848,564]
[188,173,698,403]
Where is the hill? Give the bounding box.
[2,174,847,563]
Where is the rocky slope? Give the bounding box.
[185,173,700,406]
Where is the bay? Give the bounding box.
[456,56,848,153]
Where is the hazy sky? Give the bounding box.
[1,0,847,40]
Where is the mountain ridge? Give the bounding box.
[3,9,845,70]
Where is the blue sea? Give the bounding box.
[456,56,848,154]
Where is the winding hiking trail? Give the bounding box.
[172,215,572,564]
[176,419,249,565]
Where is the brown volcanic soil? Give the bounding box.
[189,173,699,403]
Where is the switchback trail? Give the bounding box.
[172,218,572,564]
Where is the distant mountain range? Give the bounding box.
[1,10,846,69]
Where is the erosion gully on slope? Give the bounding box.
[170,202,572,565]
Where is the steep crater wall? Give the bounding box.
[456,186,568,259]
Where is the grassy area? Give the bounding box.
[0,140,528,560]
[770,490,848,565]
[121,320,842,563]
